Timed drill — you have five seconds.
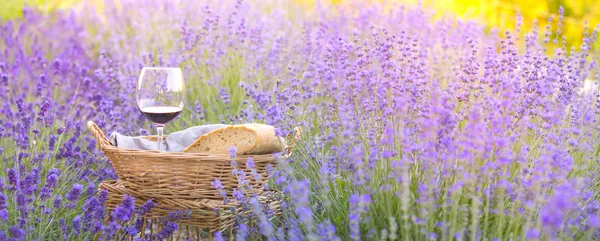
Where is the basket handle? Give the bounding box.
[87,121,111,149]
[283,126,302,158]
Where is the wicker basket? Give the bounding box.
[100,180,281,239]
[88,121,299,200]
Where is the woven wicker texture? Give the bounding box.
[99,180,281,240]
[88,121,300,200]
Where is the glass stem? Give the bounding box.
[156,124,164,152]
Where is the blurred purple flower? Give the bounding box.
[16,192,27,211]
[0,193,7,209]
[72,215,81,234]
[0,209,7,221]
[10,226,24,239]
[212,179,224,190]
[53,195,62,209]
[236,223,249,241]
[246,157,255,169]
[66,184,83,201]
[229,146,237,159]
[317,220,340,241]
[214,231,225,241]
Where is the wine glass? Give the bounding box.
[136,67,185,152]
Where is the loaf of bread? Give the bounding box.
[183,123,287,155]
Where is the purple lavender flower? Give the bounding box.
[0,209,7,221]
[219,87,231,106]
[194,99,205,120]
[0,193,7,209]
[136,199,155,216]
[526,229,540,239]
[250,197,274,236]
[212,179,224,190]
[36,99,51,121]
[588,214,600,228]
[236,223,249,241]
[7,168,18,190]
[102,220,121,240]
[85,184,96,197]
[112,195,135,222]
[16,192,27,211]
[317,220,340,241]
[155,221,178,240]
[232,188,245,202]
[214,231,225,241]
[72,215,81,235]
[229,146,238,159]
[45,168,59,188]
[48,134,56,150]
[10,226,24,239]
[348,213,361,241]
[84,199,102,220]
[66,184,83,201]
[246,156,255,169]
[212,178,230,204]
[53,195,62,209]
[98,189,108,204]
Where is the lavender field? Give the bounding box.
[1,0,600,240]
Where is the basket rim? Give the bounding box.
[87,121,299,158]
[101,145,277,158]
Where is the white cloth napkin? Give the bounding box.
[108,124,227,152]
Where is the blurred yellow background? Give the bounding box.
[1,0,81,17]
[1,0,598,48]
[419,0,599,48]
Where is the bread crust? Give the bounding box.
[244,123,287,155]
[183,124,286,155]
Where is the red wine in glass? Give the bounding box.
[139,106,182,124]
